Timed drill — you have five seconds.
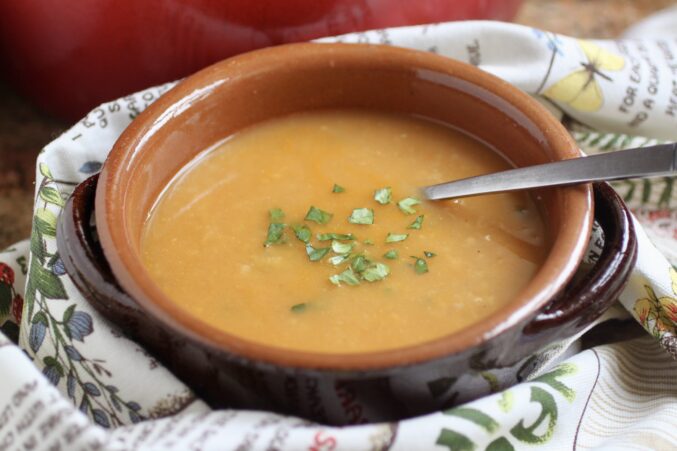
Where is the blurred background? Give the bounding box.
[0,0,674,249]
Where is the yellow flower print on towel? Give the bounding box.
[663,267,677,323]
[633,267,677,340]
[543,40,625,112]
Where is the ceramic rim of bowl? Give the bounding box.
[95,43,593,371]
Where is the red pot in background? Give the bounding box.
[0,0,522,121]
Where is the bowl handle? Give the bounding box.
[57,174,145,328]
[523,182,638,338]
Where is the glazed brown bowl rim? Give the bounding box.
[95,42,593,371]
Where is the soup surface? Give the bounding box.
[141,109,547,353]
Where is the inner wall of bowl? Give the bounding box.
[123,54,565,252]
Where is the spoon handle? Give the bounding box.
[423,143,677,200]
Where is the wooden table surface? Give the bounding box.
[0,0,674,249]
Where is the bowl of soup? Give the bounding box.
[57,43,637,424]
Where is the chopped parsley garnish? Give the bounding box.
[383,250,399,259]
[264,223,285,246]
[408,215,424,230]
[374,187,392,205]
[351,255,370,273]
[305,206,333,224]
[385,233,408,243]
[329,267,360,286]
[267,187,427,287]
[292,224,312,243]
[269,208,285,223]
[317,233,355,241]
[362,262,390,282]
[349,208,374,225]
[306,245,330,261]
[397,197,421,215]
[328,255,350,266]
[412,257,429,274]
[331,240,354,254]
[291,303,307,313]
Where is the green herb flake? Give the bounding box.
[424,251,437,258]
[305,206,333,224]
[306,245,330,262]
[351,255,370,273]
[374,187,392,205]
[408,215,424,230]
[331,240,354,254]
[363,263,391,282]
[269,208,285,223]
[412,257,429,274]
[264,223,286,246]
[385,233,408,243]
[317,233,356,241]
[363,239,374,245]
[383,250,399,259]
[328,255,349,266]
[397,197,421,215]
[332,184,345,193]
[329,267,361,286]
[292,224,312,243]
[348,208,374,225]
[291,303,307,313]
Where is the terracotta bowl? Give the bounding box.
[57,43,638,425]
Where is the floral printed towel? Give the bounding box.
[1,9,677,451]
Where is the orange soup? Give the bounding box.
[141,109,547,353]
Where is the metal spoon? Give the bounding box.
[422,143,677,200]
